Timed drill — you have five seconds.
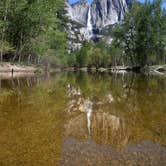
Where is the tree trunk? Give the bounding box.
[45,57,50,73]
[18,31,23,63]
[28,54,31,64]
[13,52,17,62]
[18,53,22,63]
[114,57,117,67]
[37,56,40,64]
[35,56,38,64]
[0,51,3,62]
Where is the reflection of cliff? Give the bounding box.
[65,84,129,147]
[91,113,128,147]
[65,112,129,147]
[66,84,93,138]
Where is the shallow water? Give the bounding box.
[0,72,165,165]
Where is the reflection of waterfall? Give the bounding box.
[86,7,93,39]
[85,100,93,135]
[66,84,93,136]
[65,84,130,146]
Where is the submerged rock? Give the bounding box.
[60,139,166,166]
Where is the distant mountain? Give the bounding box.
[65,0,131,51]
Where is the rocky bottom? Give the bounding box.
[60,138,166,166]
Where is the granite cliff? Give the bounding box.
[65,0,131,51]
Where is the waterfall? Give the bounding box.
[87,7,93,39]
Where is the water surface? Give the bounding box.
[0,72,165,165]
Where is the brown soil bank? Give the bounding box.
[0,62,37,73]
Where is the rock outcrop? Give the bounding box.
[66,0,89,25]
[91,0,129,28]
[65,0,131,51]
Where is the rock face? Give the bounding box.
[91,0,129,28]
[65,0,131,51]
[66,0,89,25]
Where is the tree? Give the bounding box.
[0,0,66,64]
[75,42,91,67]
[112,0,166,66]
[0,0,13,62]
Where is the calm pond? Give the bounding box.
[0,72,165,166]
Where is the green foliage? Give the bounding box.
[0,0,165,68]
[65,41,112,68]
[0,0,67,63]
[75,42,91,67]
[112,0,166,66]
[65,0,166,68]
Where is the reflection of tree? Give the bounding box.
[0,75,68,166]
[64,72,166,146]
[0,71,165,164]
[65,83,129,148]
[0,76,41,89]
[91,113,129,148]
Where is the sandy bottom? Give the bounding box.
[60,138,166,166]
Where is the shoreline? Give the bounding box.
[0,62,43,79]
[61,65,166,74]
[0,62,37,73]
[0,63,165,76]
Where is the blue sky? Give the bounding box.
[69,0,156,3]
[69,0,93,3]
[69,0,166,8]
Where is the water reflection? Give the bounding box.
[0,72,165,165]
[65,83,128,147]
[67,84,93,135]
[65,72,165,146]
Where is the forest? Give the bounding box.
[0,0,166,68]
[0,0,66,64]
